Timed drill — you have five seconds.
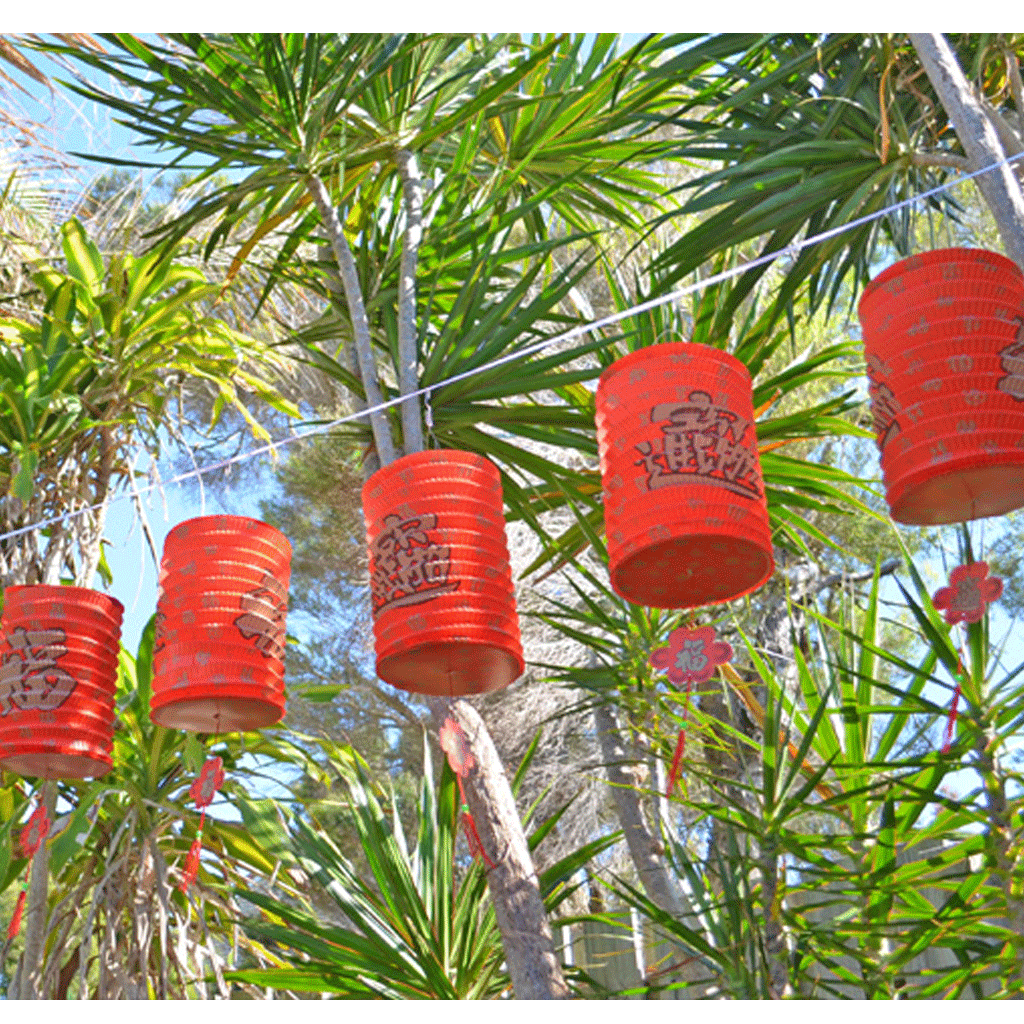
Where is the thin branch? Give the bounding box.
[305,173,396,466]
[396,148,424,456]
[1006,44,1024,126]
[910,33,1024,270]
[909,150,971,172]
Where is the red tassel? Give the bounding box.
[7,888,26,940]
[179,836,203,893]
[461,810,495,869]
[942,682,961,754]
[667,727,687,797]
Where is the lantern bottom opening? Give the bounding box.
[610,533,774,609]
[0,749,112,780]
[377,639,523,696]
[150,695,284,733]
[888,458,1024,525]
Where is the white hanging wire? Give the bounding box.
[2,147,1023,547]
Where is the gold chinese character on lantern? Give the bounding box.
[633,390,761,498]
[370,513,460,615]
[997,317,1024,401]
[234,574,289,658]
[0,626,77,716]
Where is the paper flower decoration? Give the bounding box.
[189,756,225,809]
[650,626,733,687]
[932,561,1003,625]
[19,802,51,859]
[439,716,475,778]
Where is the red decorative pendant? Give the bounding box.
[932,561,1003,625]
[596,343,774,609]
[650,625,733,796]
[179,756,224,893]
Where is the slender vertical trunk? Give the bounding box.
[317,165,567,998]
[759,837,791,999]
[910,33,1024,270]
[428,697,569,998]
[976,728,1024,992]
[395,148,424,456]
[306,174,396,465]
[592,699,688,920]
[18,779,57,999]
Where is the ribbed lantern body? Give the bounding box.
[362,450,524,696]
[596,343,774,608]
[859,248,1024,525]
[152,515,291,732]
[0,585,123,779]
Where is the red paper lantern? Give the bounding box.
[0,585,123,779]
[362,450,524,696]
[859,248,1024,525]
[151,514,291,732]
[595,342,774,609]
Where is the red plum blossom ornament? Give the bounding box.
[7,798,52,939]
[650,626,734,797]
[180,756,225,893]
[932,562,1004,625]
[438,715,493,869]
[650,626,734,687]
[189,756,225,808]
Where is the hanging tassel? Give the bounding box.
[6,794,50,939]
[6,888,27,940]
[942,682,962,754]
[179,835,203,894]
[440,715,495,870]
[179,756,224,893]
[460,803,495,870]
[666,725,688,799]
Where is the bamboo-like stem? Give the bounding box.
[306,173,396,465]
[395,148,425,455]
[427,696,569,999]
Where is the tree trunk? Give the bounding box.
[592,699,689,920]
[317,169,568,997]
[17,780,57,999]
[428,696,569,999]
[910,33,1024,270]
[395,148,425,456]
[306,173,396,465]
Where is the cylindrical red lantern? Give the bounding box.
[595,342,774,609]
[362,450,524,696]
[0,585,123,779]
[151,514,291,732]
[859,248,1024,525]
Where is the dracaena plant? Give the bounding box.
[226,734,617,999]
[0,217,299,589]
[0,617,314,999]
[592,543,1024,999]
